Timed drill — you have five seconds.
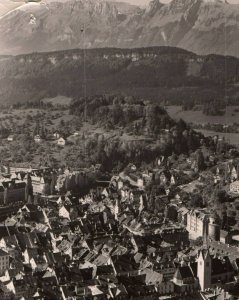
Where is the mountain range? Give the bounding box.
[0,0,238,56]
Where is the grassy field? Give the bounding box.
[196,129,239,146]
[0,108,76,130]
[166,106,239,125]
[166,105,239,146]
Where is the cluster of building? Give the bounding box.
[0,164,95,199]
[7,131,67,147]
[214,162,239,194]
[0,156,238,299]
[0,184,232,298]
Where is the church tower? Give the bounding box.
[197,249,211,291]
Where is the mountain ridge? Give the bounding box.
[0,46,239,106]
[0,0,238,56]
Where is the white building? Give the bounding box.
[57,137,66,146]
[7,135,14,142]
[59,206,70,220]
[186,209,208,240]
[31,176,46,194]
[34,135,42,143]
[0,249,9,276]
[53,132,60,140]
[230,180,239,194]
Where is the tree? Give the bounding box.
[43,183,50,195]
[33,122,40,136]
[25,174,33,202]
[196,150,205,171]
[50,173,57,195]
[190,193,203,208]
[193,237,203,247]
[214,190,229,204]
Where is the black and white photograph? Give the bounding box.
[0,0,239,299]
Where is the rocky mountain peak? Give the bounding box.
[169,0,202,11]
[0,0,238,57]
[145,0,164,16]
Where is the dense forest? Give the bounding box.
[67,95,204,170]
[1,47,239,106]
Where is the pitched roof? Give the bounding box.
[174,266,195,280]
[211,257,234,276]
[16,232,39,250]
[0,249,8,257]
[141,268,163,285]
[220,230,229,238]
[96,265,115,276]
[110,284,127,298]
[92,255,110,267]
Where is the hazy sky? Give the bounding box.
[123,0,239,6]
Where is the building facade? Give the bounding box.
[187,209,209,240]
[230,181,239,194]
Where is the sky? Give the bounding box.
[120,0,239,6]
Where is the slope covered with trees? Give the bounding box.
[1,47,239,106]
[67,94,204,170]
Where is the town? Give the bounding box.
[0,122,239,299]
[1,0,239,298]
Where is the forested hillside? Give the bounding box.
[1,47,239,106]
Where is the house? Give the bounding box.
[128,164,137,171]
[7,135,14,142]
[0,184,6,206]
[226,163,239,182]
[2,163,30,175]
[155,225,189,248]
[0,180,26,206]
[2,181,26,205]
[177,207,188,226]
[155,260,176,280]
[34,135,42,143]
[0,236,20,259]
[53,132,60,140]
[173,263,198,294]
[30,176,47,195]
[186,209,209,240]
[157,156,165,166]
[112,254,140,276]
[220,230,232,244]
[108,284,128,299]
[170,174,176,185]
[159,171,169,185]
[0,280,15,300]
[0,249,10,276]
[57,137,66,147]
[59,206,70,220]
[230,180,239,194]
[230,165,238,181]
[119,172,144,189]
[141,268,174,295]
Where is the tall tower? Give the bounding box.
[197,249,211,291]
